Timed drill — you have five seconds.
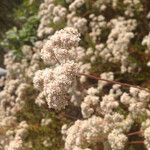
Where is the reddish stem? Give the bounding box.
[128,141,144,144]
[78,73,150,93]
[128,131,143,136]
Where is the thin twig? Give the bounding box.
[128,141,144,144]
[128,131,143,136]
[78,73,150,93]
[52,51,61,65]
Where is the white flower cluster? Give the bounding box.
[81,87,99,118]
[142,120,150,150]
[34,27,80,110]
[98,72,114,90]
[69,0,85,12]
[34,61,79,110]
[144,127,150,150]
[120,87,150,118]
[37,0,67,37]
[6,136,22,150]
[67,12,87,33]
[96,17,137,73]
[41,118,52,126]
[64,116,106,150]
[100,93,119,114]
[142,32,150,67]
[108,129,127,150]
[123,0,142,17]
[0,39,44,149]
[64,113,133,150]
[3,121,28,150]
[41,27,80,64]
[93,0,117,10]
[142,33,150,51]
[89,14,106,42]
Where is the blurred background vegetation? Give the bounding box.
[0,0,41,65]
[0,0,22,37]
[0,1,66,149]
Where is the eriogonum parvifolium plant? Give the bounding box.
[1,0,150,150]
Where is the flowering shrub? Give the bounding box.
[0,0,150,150]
